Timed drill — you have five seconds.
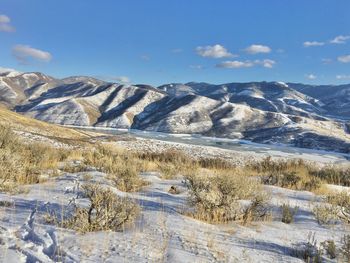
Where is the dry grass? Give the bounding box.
[311,166,350,186]
[248,157,323,191]
[83,145,147,192]
[0,106,89,140]
[0,125,73,191]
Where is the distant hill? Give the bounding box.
[0,69,349,153]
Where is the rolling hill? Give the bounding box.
[0,69,349,153]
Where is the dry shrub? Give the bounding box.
[292,232,323,262]
[251,157,350,190]
[184,170,269,223]
[313,191,350,225]
[325,191,350,223]
[62,162,89,173]
[311,166,350,186]
[135,149,189,165]
[281,204,298,224]
[53,184,139,233]
[197,157,235,170]
[341,235,350,262]
[158,163,179,179]
[84,145,146,192]
[313,204,339,225]
[251,157,322,191]
[136,149,234,172]
[111,165,147,192]
[321,240,336,259]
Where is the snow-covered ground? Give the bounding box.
[1,167,349,262]
[64,125,350,166]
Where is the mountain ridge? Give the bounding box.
[0,69,349,153]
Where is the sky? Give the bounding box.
[0,0,350,86]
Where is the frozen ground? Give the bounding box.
[0,167,349,262]
[115,136,350,166]
[66,126,350,165]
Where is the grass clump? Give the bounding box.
[184,170,269,224]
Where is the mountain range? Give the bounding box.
[0,68,349,153]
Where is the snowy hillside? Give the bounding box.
[0,71,349,153]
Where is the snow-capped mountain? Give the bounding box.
[0,71,349,153]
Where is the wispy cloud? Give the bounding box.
[306,74,317,80]
[258,59,276,68]
[0,67,19,74]
[216,59,275,69]
[321,58,332,64]
[244,44,271,54]
[0,14,15,32]
[171,48,183,53]
[216,60,254,69]
[336,74,350,80]
[338,55,350,63]
[303,41,324,47]
[189,65,204,70]
[109,76,131,83]
[140,54,150,61]
[196,44,235,58]
[330,35,350,44]
[12,45,52,63]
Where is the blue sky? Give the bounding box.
[0,0,350,86]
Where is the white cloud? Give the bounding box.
[216,60,254,68]
[244,44,271,54]
[0,14,15,32]
[303,41,324,47]
[12,45,52,63]
[196,44,235,58]
[216,59,275,69]
[338,55,350,63]
[306,74,317,80]
[258,59,276,68]
[336,74,350,80]
[330,35,350,44]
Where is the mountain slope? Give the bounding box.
[0,69,349,153]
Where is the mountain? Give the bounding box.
[289,83,350,119]
[0,69,349,153]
